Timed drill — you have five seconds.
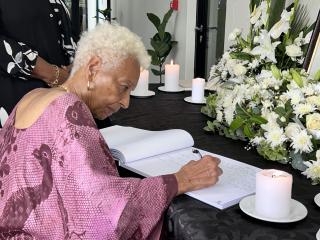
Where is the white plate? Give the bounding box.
[316,228,320,240]
[184,96,206,105]
[130,90,155,98]
[315,193,320,207]
[239,195,308,223]
[158,86,185,93]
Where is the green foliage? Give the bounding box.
[147,9,177,83]
[256,141,289,162]
[267,0,286,30]
[289,3,310,40]
[229,104,267,139]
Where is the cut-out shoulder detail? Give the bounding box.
[14,90,81,130]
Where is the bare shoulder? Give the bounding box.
[14,88,67,129]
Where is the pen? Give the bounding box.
[192,149,203,159]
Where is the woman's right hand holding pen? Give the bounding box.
[174,155,223,195]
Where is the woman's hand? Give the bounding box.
[174,155,222,195]
[32,57,70,86]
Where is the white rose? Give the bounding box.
[286,44,303,58]
[306,113,320,131]
[233,64,247,77]
[285,122,301,138]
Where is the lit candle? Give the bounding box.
[164,60,180,91]
[131,69,149,95]
[191,78,205,103]
[255,169,293,219]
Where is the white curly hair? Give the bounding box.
[71,23,150,75]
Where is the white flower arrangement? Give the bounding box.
[203,0,320,184]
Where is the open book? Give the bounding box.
[100,125,261,209]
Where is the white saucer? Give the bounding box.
[130,90,155,98]
[315,193,320,207]
[317,228,320,240]
[239,195,308,223]
[184,96,206,105]
[158,86,184,93]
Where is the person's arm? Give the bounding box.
[0,35,69,86]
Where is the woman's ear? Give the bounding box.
[86,56,102,82]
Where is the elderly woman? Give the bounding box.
[0,23,222,239]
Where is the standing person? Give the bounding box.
[0,0,76,114]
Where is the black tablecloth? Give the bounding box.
[111,84,320,240]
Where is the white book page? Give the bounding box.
[100,126,194,163]
[125,148,261,209]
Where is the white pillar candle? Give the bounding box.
[132,69,149,95]
[191,78,205,103]
[255,169,293,219]
[165,60,180,91]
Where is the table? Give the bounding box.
[111,85,320,240]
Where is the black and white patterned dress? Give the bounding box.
[0,0,76,114]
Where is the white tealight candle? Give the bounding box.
[164,60,180,91]
[132,69,149,95]
[191,78,205,103]
[255,169,293,219]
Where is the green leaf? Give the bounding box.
[147,13,161,30]
[243,124,254,138]
[250,0,261,13]
[290,69,303,87]
[250,115,268,125]
[274,106,286,116]
[236,104,251,119]
[271,64,281,79]
[289,3,310,39]
[158,9,173,39]
[230,116,245,131]
[230,52,253,61]
[147,49,161,65]
[267,0,286,30]
[151,68,164,76]
[314,68,320,81]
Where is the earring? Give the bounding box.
[87,80,91,91]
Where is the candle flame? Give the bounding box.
[171,59,174,65]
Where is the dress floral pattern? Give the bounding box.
[0,93,177,239]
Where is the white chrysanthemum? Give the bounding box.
[250,136,265,145]
[290,130,313,153]
[302,159,320,182]
[248,59,260,69]
[216,110,223,122]
[285,89,304,105]
[294,103,316,117]
[302,85,315,96]
[306,96,320,107]
[264,127,287,148]
[224,105,236,125]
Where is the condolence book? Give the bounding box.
[100,125,261,209]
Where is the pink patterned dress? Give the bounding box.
[0,93,177,239]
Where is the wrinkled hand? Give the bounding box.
[174,155,222,195]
